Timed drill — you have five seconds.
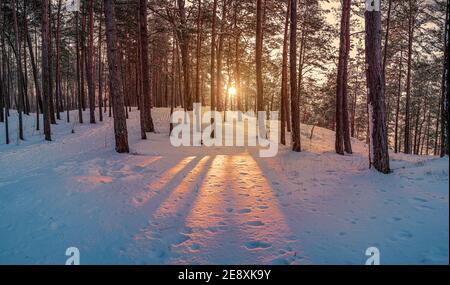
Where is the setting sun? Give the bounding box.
[228,86,237,97]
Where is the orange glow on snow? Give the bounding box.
[75,175,113,185]
[135,156,163,168]
[132,156,196,207]
[154,156,212,217]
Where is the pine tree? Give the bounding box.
[335,0,352,155]
[139,0,155,133]
[365,2,390,173]
[103,0,129,153]
[290,0,301,152]
[41,0,52,141]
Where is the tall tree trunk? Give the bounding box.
[394,49,403,153]
[136,6,146,139]
[103,0,129,153]
[233,0,242,117]
[0,0,4,126]
[256,0,264,115]
[290,0,301,152]
[440,1,449,156]
[87,0,96,123]
[425,110,431,155]
[210,0,218,138]
[382,0,392,76]
[434,106,441,155]
[22,2,30,116]
[351,64,359,137]
[297,24,306,121]
[75,11,83,123]
[81,3,87,111]
[413,103,422,154]
[12,0,24,140]
[216,0,227,112]
[335,0,352,154]
[365,4,390,173]
[55,0,63,120]
[1,38,9,143]
[48,2,56,124]
[41,0,52,141]
[25,23,43,115]
[170,32,176,134]
[195,0,202,104]
[280,0,290,145]
[0,45,3,123]
[404,0,415,154]
[98,1,104,122]
[177,0,192,111]
[139,0,155,133]
[2,21,9,143]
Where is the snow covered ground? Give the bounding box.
[0,108,448,265]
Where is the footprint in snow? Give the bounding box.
[237,208,252,214]
[173,234,191,246]
[394,230,413,240]
[269,257,291,265]
[244,241,272,250]
[245,221,265,227]
[190,243,201,251]
[412,197,428,203]
[389,217,402,222]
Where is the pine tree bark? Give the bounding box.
[25,25,43,115]
[12,0,24,140]
[75,11,83,123]
[280,0,290,146]
[55,0,63,120]
[290,0,301,152]
[81,4,87,111]
[41,0,52,141]
[365,5,390,173]
[0,47,3,124]
[256,0,264,115]
[136,6,146,139]
[98,1,104,122]
[195,0,202,104]
[48,3,56,124]
[215,0,227,112]
[210,0,218,138]
[335,0,352,155]
[434,106,440,155]
[177,0,192,111]
[1,24,9,143]
[0,0,4,125]
[139,0,155,133]
[382,0,392,76]
[1,11,10,144]
[22,2,30,116]
[87,0,96,124]
[103,0,129,153]
[440,1,449,157]
[404,0,415,154]
[394,49,403,153]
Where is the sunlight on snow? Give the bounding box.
[132,156,196,207]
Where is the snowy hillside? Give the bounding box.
[0,109,448,265]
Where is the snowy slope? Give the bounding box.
[0,109,448,265]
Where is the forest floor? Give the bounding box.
[0,108,448,265]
